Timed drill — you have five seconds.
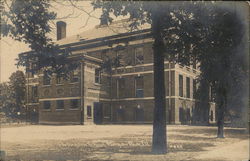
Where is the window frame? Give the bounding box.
[43,72,51,85]
[56,75,64,84]
[134,47,144,65]
[43,101,51,110]
[87,105,92,117]
[70,99,79,109]
[117,78,125,98]
[186,77,190,98]
[56,100,64,110]
[94,68,101,84]
[179,75,183,97]
[32,86,38,97]
[70,70,79,83]
[193,79,197,99]
[135,76,144,98]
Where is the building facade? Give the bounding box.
[23,20,215,125]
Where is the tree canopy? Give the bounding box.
[0,71,26,119]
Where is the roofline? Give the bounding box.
[19,28,152,56]
[59,28,151,49]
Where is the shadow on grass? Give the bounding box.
[174,127,249,139]
[6,127,248,160]
[5,135,215,161]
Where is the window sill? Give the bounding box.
[69,108,80,110]
[42,85,51,87]
[55,109,64,111]
[94,83,101,86]
[69,82,79,85]
[56,84,64,86]
[42,109,51,112]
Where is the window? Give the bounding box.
[135,47,143,64]
[56,100,64,110]
[193,79,196,98]
[70,70,79,83]
[32,86,38,97]
[135,76,144,98]
[95,69,101,84]
[87,105,92,117]
[116,50,125,66]
[117,78,125,98]
[210,110,214,121]
[56,75,63,84]
[43,101,51,110]
[186,77,190,98]
[70,99,79,109]
[179,75,183,97]
[43,71,51,85]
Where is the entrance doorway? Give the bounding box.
[94,102,103,124]
[135,106,144,122]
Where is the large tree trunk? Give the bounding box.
[151,16,167,154]
[217,103,225,138]
[217,89,226,138]
[198,79,210,125]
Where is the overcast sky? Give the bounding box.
[0,1,102,82]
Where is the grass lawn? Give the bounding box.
[1,125,249,161]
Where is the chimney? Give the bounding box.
[56,21,66,40]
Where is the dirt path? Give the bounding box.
[196,139,249,161]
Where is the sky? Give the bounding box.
[0,1,102,83]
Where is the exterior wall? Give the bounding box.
[83,63,101,124]
[39,100,81,124]
[24,30,216,125]
[38,69,82,124]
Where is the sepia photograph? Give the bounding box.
[0,1,249,161]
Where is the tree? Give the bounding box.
[1,0,77,76]
[168,2,247,137]
[8,70,26,118]
[0,82,13,118]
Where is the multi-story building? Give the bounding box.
[22,20,215,125]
